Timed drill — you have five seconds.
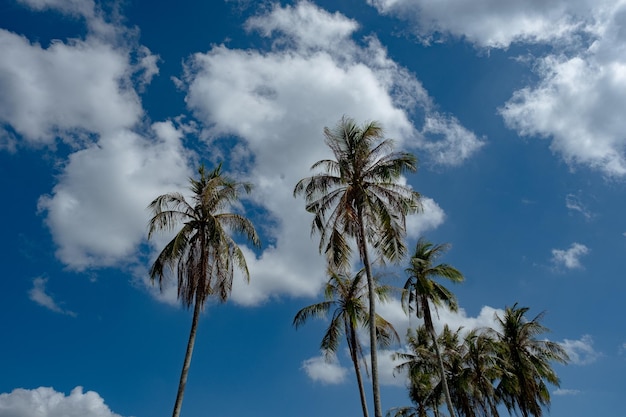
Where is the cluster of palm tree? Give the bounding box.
[146,117,568,417]
[294,116,421,417]
[393,304,569,417]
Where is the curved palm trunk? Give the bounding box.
[347,324,370,417]
[172,294,202,417]
[422,298,456,417]
[357,209,383,417]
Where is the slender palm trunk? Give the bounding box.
[172,294,202,417]
[357,209,383,417]
[422,298,456,417]
[348,325,369,417]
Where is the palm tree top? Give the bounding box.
[403,238,464,318]
[293,116,421,267]
[147,162,260,307]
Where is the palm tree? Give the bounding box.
[147,164,260,417]
[293,268,399,417]
[492,304,569,417]
[403,238,464,417]
[455,329,501,417]
[393,325,440,417]
[294,116,421,417]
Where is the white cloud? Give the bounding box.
[368,0,626,177]
[0,386,124,417]
[38,123,192,270]
[553,388,582,396]
[420,114,484,166]
[561,334,600,365]
[301,355,348,384]
[245,1,359,52]
[551,243,590,270]
[0,31,147,146]
[367,0,608,48]
[565,193,593,220]
[17,0,97,20]
[406,197,446,239]
[28,277,76,316]
[180,2,477,306]
[500,50,626,177]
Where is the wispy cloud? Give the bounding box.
[561,334,600,365]
[554,388,582,396]
[28,277,76,317]
[565,193,593,220]
[551,243,590,270]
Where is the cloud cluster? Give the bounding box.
[38,122,192,270]
[368,0,626,177]
[182,1,471,305]
[0,1,195,272]
[0,386,124,417]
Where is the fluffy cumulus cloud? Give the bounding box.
[551,242,590,270]
[406,197,446,239]
[38,122,192,270]
[301,355,348,384]
[0,31,143,146]
[368,0,626,177]
[0,386,124,417]
[0,0,160,148]
[561,334,600,365]
[366,0,607,48]
[182,1,478,305]
[28,277,76,316]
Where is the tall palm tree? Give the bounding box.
[403,238,464,417]
[147,164,260,417]
[294,116,421,417]
[492,304,569,417]
[293,268,399,417]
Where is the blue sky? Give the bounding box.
[0,0,624,416]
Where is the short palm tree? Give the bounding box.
[393,325,440,417]
[455,329,501,417]
[403,238,464,417]
[294,116,420,417]
[147,164,260,417]
[493,304,569,417]
[293,268,399,417]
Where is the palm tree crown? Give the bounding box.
[493,304,569,417]
[148,163,260,304]
[294,116,420,268]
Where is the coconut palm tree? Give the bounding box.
[403,239,464,417]
[294,268,399,417]
[455,329,501,417]
[294,116,421,417]
[393,325,440,417]
[147,163,260,417]
[492,304,569,417]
